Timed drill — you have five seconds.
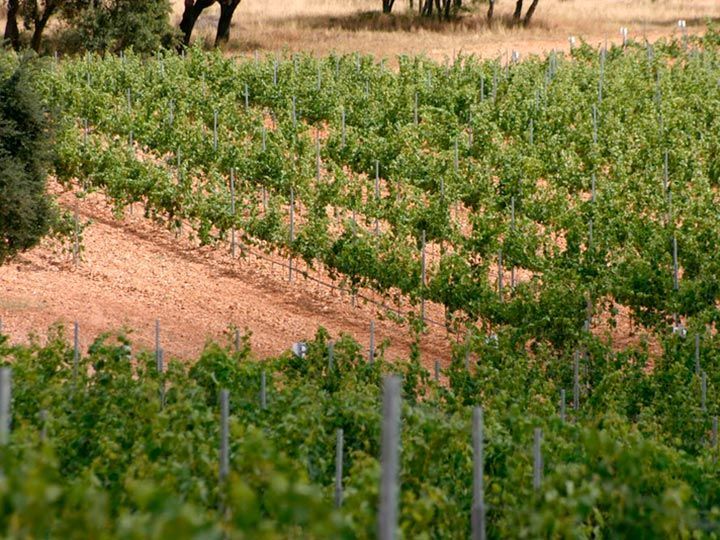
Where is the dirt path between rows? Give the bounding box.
[0,185,453,367]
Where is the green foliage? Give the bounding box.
[0,57,55,265]
[0,325,719,538]
[61,0,179,55]
[17,31,720,347]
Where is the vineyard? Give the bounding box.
[1,23,720,537]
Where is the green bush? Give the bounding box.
[62,0,179,55]
[0,58,55,265]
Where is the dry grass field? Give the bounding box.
[172,0,720,60]
[2,1,718,59]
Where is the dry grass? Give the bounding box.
[172,0,720,60]
[3,1,718,60]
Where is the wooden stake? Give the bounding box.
[219,389,229,482]
[335,428,344,508]
[573,350,580,411]
[260,371,267,410]
[471,407,486,540]
[378,376,401,540]
[73,321,79,383]
[0,367,11,445]
[533,428,543,491]
[230,168,236,258]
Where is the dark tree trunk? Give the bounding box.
[443,0,451,20]
[486,0,494,22]
[421,0,432,17]
[179,0,216,47]
[30,2,58,53]
[3,0,21,51]
[513,0,524,21]
[434,0,441,20]
[382,0,395,13]
[215,0,241,45]
[523,0,539,27]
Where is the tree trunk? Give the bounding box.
[179,0,216,46]
[486,0,494,22]
[443,0,450,21]
[523,0,539,27]
[30,2,58,53]
[382,0,395,13]
[3,0,21,51]
[513,0,523,21]
[215,0,241,45]
[421,0,432,17]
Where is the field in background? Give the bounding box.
[2,1,718,59]
[173,0,720,59]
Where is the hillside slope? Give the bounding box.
[0,185,452,364]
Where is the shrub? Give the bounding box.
[0,58,55,264]
[62,0,179,55]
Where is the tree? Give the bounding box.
[419,0,460,20]
[486,0,540,27]
[180,0,242,47]
[0,0,63,53]
[522,0,539,27]
[2,1,67,53]
[65,0,178,54]
[382,0,395,14]
[0,59,55,264]
[216,0,241,45]
[3,0,21,50]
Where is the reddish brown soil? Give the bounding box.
[0,185,453,366]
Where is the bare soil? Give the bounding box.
[0,184,453,366]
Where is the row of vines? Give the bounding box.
[9,25,718,349]
[0,321,718,538]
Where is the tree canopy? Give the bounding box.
[0,59,55,264]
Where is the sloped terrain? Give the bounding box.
[0,185,452,363]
